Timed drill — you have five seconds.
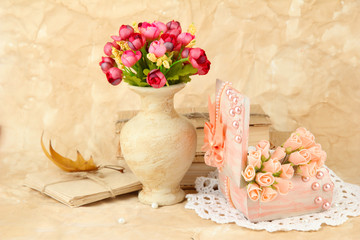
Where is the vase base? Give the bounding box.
[138,188,185,206]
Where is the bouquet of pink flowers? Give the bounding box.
[243,127,327,202]
[99,20,211,88]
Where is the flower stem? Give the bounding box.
[165,58,189,75]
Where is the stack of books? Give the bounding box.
[115,105,271,188]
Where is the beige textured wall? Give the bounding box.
[0,0,359,183]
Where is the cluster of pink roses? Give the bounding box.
[99,20,211,88]
[243,127,326,202]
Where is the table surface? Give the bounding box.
[1,157,360,240]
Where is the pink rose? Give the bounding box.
[280,164,294,179]
[271,147,286,161]
[274,177,293,195]
[256,140,270,159]
[295,127,316,149]
[177,32,195,46]
[288,149,311,165]
[160,33,179,52]
[106,67,123,86]
[148,41,167,58]
[247,183,261,201]
[153,21,167,33]
[166,20,182,36]
[104,41,120,56]
[260,187,278,202]
[307,143,322,162]
[146,69,167,88]
[263,158,281,173]
[111,25,134,41]
[255,172,275,187]
[138,22,160,40]
[121,50,141,67]
[283,133,302,152]
[188,48,211,75]
[127,33,146,51]
[297,161,317,178]
[310,148,326,168]
[247,149,262,169]
[241,165,256,182]
[99,57,115,73]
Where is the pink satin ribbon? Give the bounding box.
[202,96,225,169]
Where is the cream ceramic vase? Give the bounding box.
[120,83,196,206]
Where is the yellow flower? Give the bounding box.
[116,41,131,51]
[132,22,140,33]
[186,39,196,48]
[147,53,157,62]
[156,59,162,67]
[188,23,196,35]
[112,48,124,69]
[163,60,170,69]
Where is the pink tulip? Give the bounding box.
[148,41,166,58]
[177,32,195,46]
[188,48,211,75]
[99,57,115,73]
[121,50,142,67]
[138,22,160,40]
[146,69,167,88]
[127,33,146,51]
[106,67,123,86]
[181,48,190,58]
[104,41,120,56]
[111,24,134,41]
[153,21,167,33]
[166,20,182,36]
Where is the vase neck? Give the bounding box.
[140,93,175,113]
[129,84,185,114]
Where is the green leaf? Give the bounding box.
[165,62,182,80]
[273,170,282,178]
[123,75,149,87]
[166,63,198,82]
[143,69,150,76]
[179,75,191,83]
[178,64,198,76]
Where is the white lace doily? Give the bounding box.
[185,169,360,232]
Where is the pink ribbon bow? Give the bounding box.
[202,96,226,169]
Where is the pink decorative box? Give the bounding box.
[203,80,334,222]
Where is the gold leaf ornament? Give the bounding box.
[41,135,99,172]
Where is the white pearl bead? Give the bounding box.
[312,182,320,191]
[152,202,159,209]
[118,218,126,224]
[229,109,235,117]
[302,176,310,182]
[314,196,323,204]
[316,171,324,179]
